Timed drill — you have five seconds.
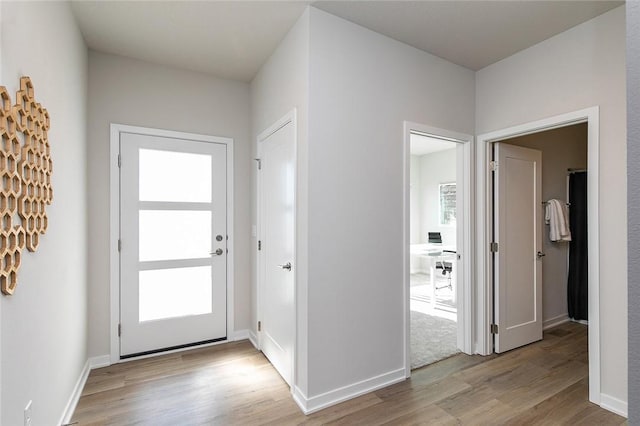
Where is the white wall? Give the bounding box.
[409,155,421,245]
[476,5,627,406]
[306,7,474,398]
[626,2,640,422]
[1,2,88,424]
[87,52,251,357]
[0,5,4,420]
[410,149,457,274]
[418,148,457,247]
[250,8,310,394]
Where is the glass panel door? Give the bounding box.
[120,132,227,357]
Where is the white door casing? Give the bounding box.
[119,131,228,357]
[257,112,296,386]
[494,143,543,353]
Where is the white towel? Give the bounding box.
[545,199,572,242]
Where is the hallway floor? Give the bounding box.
[71,322,624,425]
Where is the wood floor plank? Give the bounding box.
[72,323,625,425]
[504,377,621,425]
[323,377,471,425]
[456,398,515,424]
[379,403,458,426]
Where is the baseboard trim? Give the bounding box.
[248,330,259,349]
[292,368,406,414]
[231,329,249,341]
[570,318,589,326]
[90,355,111,369]
[600,393,628,418]
[543,314,570,330]
[58,358,91,425]
[58,354,114,425]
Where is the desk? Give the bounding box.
[410,243,457,308]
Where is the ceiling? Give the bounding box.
[410,133,457,156]
[70,1,623,83]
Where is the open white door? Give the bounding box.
[494,143,542,353]
[258,115,296,386]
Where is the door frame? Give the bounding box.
[476,107,600,404]
[256,109,297,387]
[403,121,475,378]
[109,123,235,364]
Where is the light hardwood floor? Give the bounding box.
[72,322,625,425]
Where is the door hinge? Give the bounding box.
[117,154,121,168]
[258,321,261,332]
[258,240,262,251]
[490,242,498,252]
[118,239,122,252]
[118,323,122,337]
[254,158,262,170]
[489,160,498,172]
[491,324,498,334]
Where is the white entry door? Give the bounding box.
[494,143,543,353]
[258,115,295,386]
[120,131,228,357]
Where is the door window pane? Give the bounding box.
[139,210,211,261]
[139,266,212,322]
[139,149,211,202]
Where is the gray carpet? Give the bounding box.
[410,310,459,369]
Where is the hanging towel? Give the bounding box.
[545,199,572,242]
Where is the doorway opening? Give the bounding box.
[403,122,473,376]
[500,123,587,330]
[476,107,601,404]
[409,133,459,369]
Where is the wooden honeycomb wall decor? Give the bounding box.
[0,77,53,295]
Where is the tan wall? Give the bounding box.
[504,123,587,325]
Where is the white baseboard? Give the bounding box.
[570,318,589,326]
[90,355,111,369]
[600,393,628,418]
[231,329,249,341]
[58,359,90,425]
[58,355,112,425]
[248,330,259,349]
[543,314,570,330]
[292,368,406,414]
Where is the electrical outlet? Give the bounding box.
[24,400,32,426]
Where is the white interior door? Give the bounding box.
[494,143,543,353]
[258,118,295,386]
[120,132,227,357]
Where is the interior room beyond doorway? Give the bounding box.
[409,132,460,369]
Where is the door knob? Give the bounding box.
[278,262,292,271]
[537,251,545,258]
[210,248,223,256]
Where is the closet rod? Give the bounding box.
[542,200,571,206]
[567,168,587,174]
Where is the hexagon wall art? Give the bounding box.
[0,77,53,295]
